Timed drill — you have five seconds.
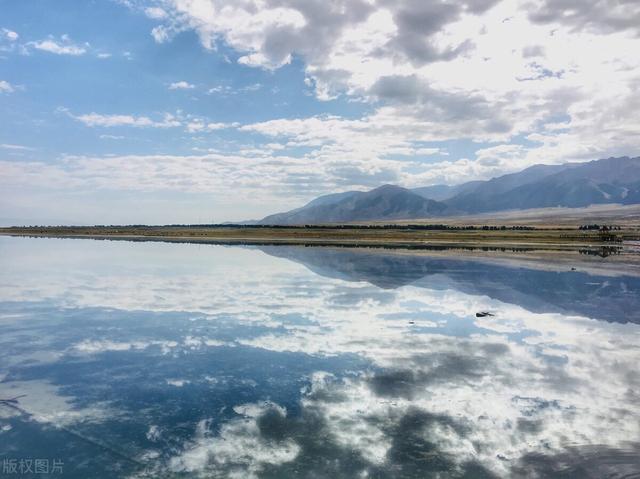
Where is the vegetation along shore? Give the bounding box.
[2,223,639,252]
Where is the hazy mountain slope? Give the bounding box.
[412,181,484,201]
[302,190,363,208]
[258,185,455,225]
[446,156,640,214]
[257,156,640,224]
[260,190,364,224]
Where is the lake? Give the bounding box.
[1,236,639,478]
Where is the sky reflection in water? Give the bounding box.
[0,237,639,478]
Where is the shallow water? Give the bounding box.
[0,237,639,478]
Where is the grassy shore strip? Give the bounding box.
[0,225,637,250]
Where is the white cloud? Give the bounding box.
[99,134,126,140]
[207,85,233,95]
[2,28,18,41]
[145,6,168,19]
[68,111,181,128]
[151,25,171,43]
[185,120,236,132]
[525,0,640,36]
[65,107,241,138]
[0,152,325,198]
[96,52,112,59]
[0,80,14,93]
[205,83,262,96]
[168,80,195,90]
[241,83,262,92]
[166,379,190,387]
[0,145,436,202]
[74,339,147,353]
[28,35,88,55]
[142,0,640,176]
[0,379,117,428]
[169,412,300,476]
[0,143,33,151]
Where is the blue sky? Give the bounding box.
[1,0,639,224]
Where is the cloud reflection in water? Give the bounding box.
[0,237,638,478]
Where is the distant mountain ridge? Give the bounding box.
[256,156,640,224]
[259,185,457,225]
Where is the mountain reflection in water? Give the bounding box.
[0,237,638,478]
[258,245,640,324]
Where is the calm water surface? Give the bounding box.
[0,237,639,478]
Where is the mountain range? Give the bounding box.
[257,156,640,224]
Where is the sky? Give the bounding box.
[1,0,639,225]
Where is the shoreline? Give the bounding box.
[0,225,636,248]
[0,230,629,249]
[1,225,638,251]
[3,227,640,276]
